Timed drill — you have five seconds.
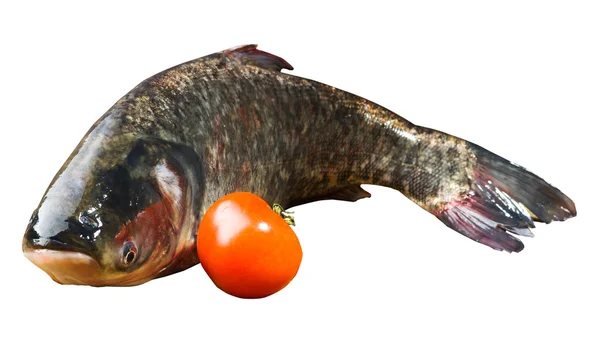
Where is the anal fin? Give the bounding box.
[288,184,372,208]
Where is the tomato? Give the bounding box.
[197,192,303,299]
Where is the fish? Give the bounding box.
[22,45,577,286]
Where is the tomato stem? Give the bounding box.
[272,203,295,226]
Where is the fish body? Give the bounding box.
[22,45,576,286]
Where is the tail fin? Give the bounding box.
[438,144,576,253]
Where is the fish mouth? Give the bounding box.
[23,249,106,286]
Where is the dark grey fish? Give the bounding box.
[22,45,576,286]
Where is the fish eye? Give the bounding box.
[121,241,138,266]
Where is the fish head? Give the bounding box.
[23,119,202,286]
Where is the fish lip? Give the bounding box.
[23,249,106,286]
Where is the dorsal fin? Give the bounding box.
[223,44,294,72]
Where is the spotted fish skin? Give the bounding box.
[116,48,473,210]
[22,45,576,286]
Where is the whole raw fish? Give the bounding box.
[22,45,576,286]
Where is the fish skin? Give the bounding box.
[22,45,576,286]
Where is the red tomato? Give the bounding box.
[197,192,303,299]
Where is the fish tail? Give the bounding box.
[436,143,576,253]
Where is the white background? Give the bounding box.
[1,1,598,355]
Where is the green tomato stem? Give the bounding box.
[272,203,296,226]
